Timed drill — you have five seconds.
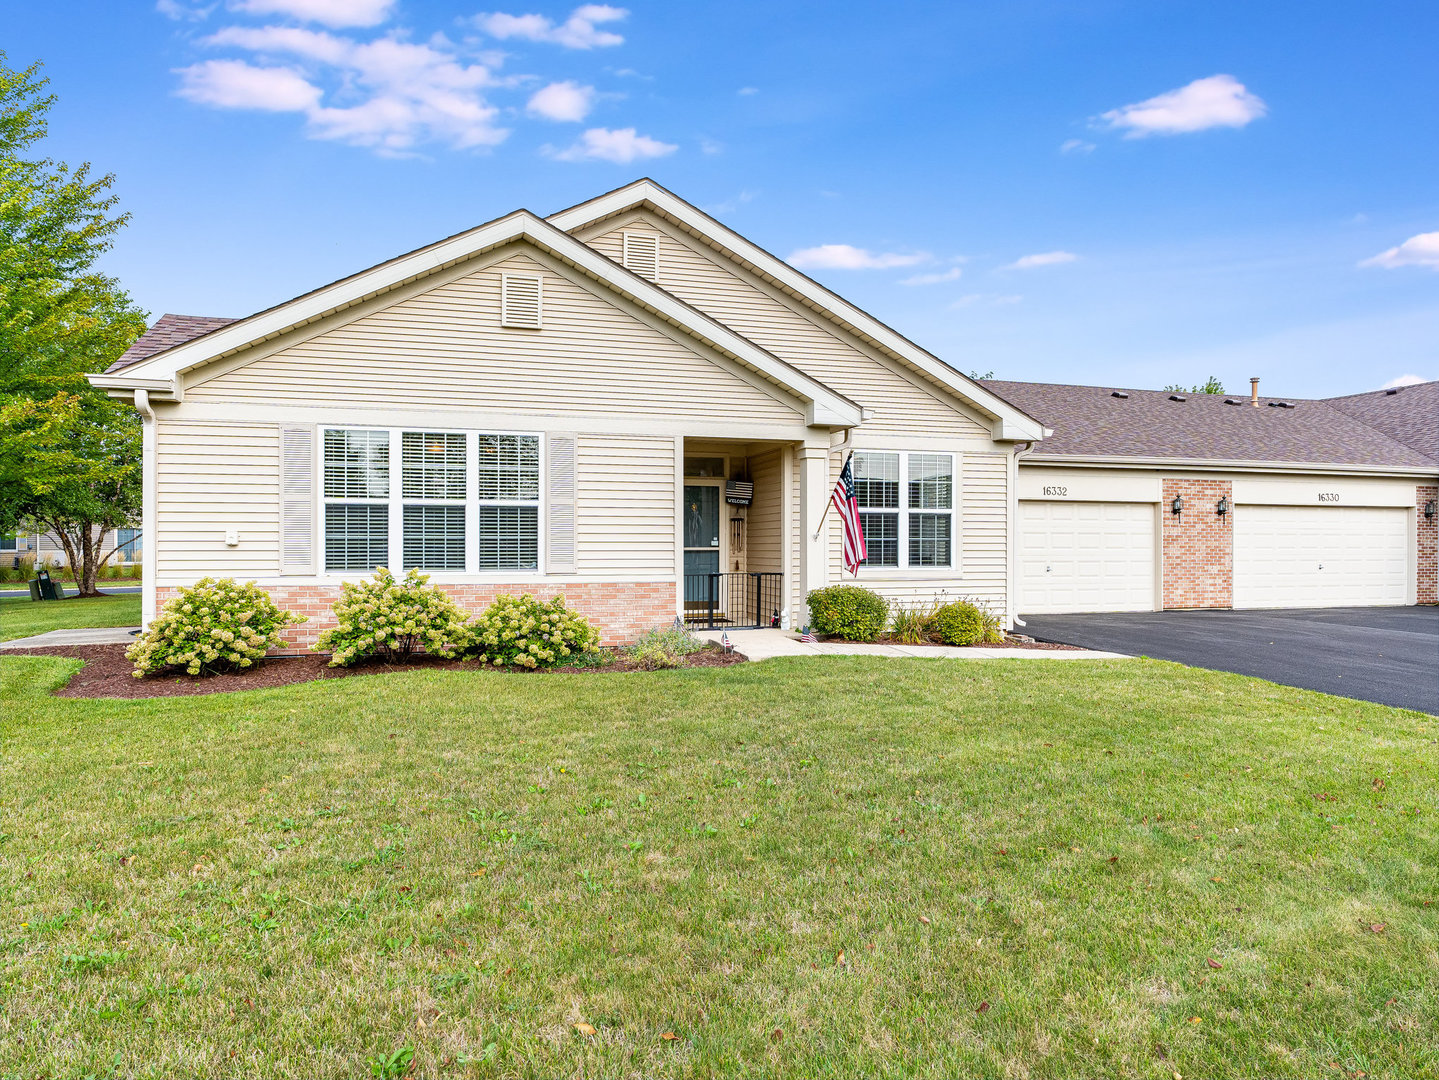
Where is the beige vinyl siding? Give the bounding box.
[746,449,784,574]
[189,249,802,427]
[582,212,991,441]
[155,421,280,579]
[576,434,676,577]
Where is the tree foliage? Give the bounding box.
[1164,376,1225,395]
[0,52,147,593]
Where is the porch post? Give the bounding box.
[797,440,830,628]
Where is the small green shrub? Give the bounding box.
[806,585,887,641]
[888,602,937,644]
[626,625,704,669]
[465,593,600,670]
[974,602,1004,644]
[316,568,470,667]
[126,577,305,677]
[933,601,984,646]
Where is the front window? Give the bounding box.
[115,528,142,561]
[323,429,541,575]
[853,451,954,570]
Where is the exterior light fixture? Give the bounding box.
[1171,496,1183,515]
[1426,499,1436,520]
[1216,496,1229,517]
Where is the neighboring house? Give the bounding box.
[990,379,1439,613]
[2,529,141,569]
[90,180,1046,644]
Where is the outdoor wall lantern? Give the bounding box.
[1171,495,1183,515]
[1216,496,1230,517]
[1426,499,1436,520]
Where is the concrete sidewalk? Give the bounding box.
[0,626,141,650]
[698,628,1129,661]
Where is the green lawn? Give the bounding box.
[0,656,1434,1079]
[0,593,142,642]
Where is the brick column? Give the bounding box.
[1419,484,1437,605]
[1162,478,1233,609]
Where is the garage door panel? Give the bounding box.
[1234,506,1407,609]
[1020,501,1156,614]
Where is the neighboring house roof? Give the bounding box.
[89,209,863,427]
[1323,380,1439,463]
[986,380,1438,472]
[547,178,1046,441]
[108,314,236,373]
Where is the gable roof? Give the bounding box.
[1323,380,1439,463]
[109,314,236,373]
[547,178,1046,441]
[90,209,862,427]
[986,380,1437,473]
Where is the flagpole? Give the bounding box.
[811,451,852,541]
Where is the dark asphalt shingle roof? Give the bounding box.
[1322,381,1439,463]
[985,380,1437,470]
[107,314,236,373]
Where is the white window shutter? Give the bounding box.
[501,274,542,328]
[622,232,659,281]
[547,433,577,574]
[280,426,315,574]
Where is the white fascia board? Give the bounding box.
[87,208,861,428]
[1022,453,1439,479]
[549,180,1047,442]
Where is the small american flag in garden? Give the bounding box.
[721,631,733,651]
[800,627,818,643]
[831,452,867,575]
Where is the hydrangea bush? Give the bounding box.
[465,594,600,669]
[126,578,305,677]
[316,568,470,667]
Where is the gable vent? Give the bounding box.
[622,232,660,281]
[501,274,542,328]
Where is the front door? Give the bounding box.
[683,483,722,609]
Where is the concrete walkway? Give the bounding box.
[0,626,141,650]
[698,628,1129,661]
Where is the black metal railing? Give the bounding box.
[683,571,783,629]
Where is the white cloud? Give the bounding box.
[231,0,396,27]
[737,86,758,96]
[1380,374,1428,388]
[703,189,756,215]
[475,4,627,48]
[1098,74,1266,137]
[1003,250,1078,270]
[787,244,930,270]
[526,80,595,121]
[899,266,963,286]
[182,28,507,153]
[1360,231,1439,270]
[549,126,676,162]
[156,0,216,20]
[1059,138,1095,155]
[699,136,723,155]
[175,59,322,111]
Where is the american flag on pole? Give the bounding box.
[831,452,867,575]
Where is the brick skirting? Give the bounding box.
[1419,485,1437,605]
[154,581,678,651]
[1161,478,1234,609]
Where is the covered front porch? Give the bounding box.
[677,437,831,630]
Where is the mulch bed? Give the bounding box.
[5,643,747,700]
[870,634,1082,650]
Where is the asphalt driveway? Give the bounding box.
[1021,606,1439,715]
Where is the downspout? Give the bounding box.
[1008,439,1036,628]
[133,389,158,628]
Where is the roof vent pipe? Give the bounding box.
[1250,376,1260,407]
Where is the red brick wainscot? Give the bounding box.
[1161,478,1234,609]
[154,581,678,652]
[1419,484,1438,605]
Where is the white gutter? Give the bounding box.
[1007,440,1037,629]
[133,389,158,628]
[1021,454,1439,479]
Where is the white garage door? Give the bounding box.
[1020,501,1156,613]
[1234,505,1408,608]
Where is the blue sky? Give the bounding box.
[9,0,1437,396]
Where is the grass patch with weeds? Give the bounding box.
[0,654,1434,1078]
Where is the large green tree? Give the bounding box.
[1,53,147,595]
